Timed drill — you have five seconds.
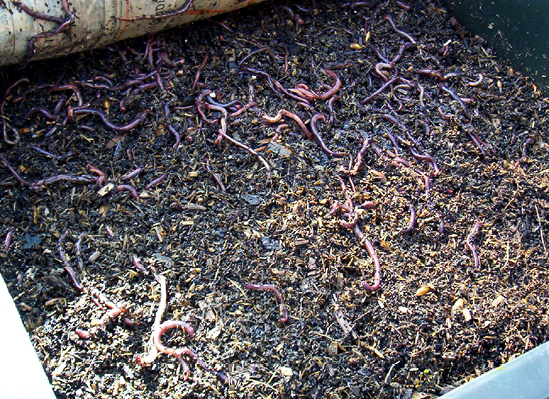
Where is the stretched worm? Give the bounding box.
[466,219,481,268]
[70,108,149,132]
[418,69,446,81]
[246,283,289,323]
[58,231,84,292]
[384,16,416,44]
[310,114,345,157]
[191,54,209,92]
[24,107,59,121]
[167,125,181,149]
[121,167,142,181]
[117,184,139,199]
[353,224,381,291]
[146,174,167,190]
[361,75,400,104]
[399,205,417,234]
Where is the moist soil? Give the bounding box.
[1,1,549,398]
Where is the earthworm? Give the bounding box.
[58,231,84,292]
[375,62,393,82]
[466,128,487,157]
[131,254,147,273]
[87,164,106,186]
[352,223,381,291]
[70,108,149,132]
[49,84,83,106]
[153,320,195,354]
[121,167,142,181]
[24,107,59,121]
[467,73,484,87]
[418,69,447,81]
[327,95,338,125]
[316,70,342,100]
[310,114,345,157]
[409,147,440,176]
[195,89,215,123]
[238,47,271,68]
[341,136,370,175]
[262,109,312,139]
[391,43,413,63]
[75,329,91,339]
[0,154,32,186]
[4,230,13,252]
[216,120,272,173]
[118,0,193,21]
[191,54,209,92]
[117,184,139,199]
[384,16,416,44]
[167,125,181,148]
[399,205,417,234]
[365,43,390,63]
[440,84,469,119]
[146,174,167,190]
[230,101,257,117]
[361,75,400,104]
[11,1,65,24]
[134,81,159,92]
[396,1,411,10]
[246,283,289,323]
[205,161,226,191]
[466,219,481,268]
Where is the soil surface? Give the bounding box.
[1,1,549,398]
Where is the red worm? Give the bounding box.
[399,205,417,234]
[121,167,142,181]
[4,230,13,252]
[58,231,84,292]
[24,107,59,121]
[384,16,416,44]
[167,125,181,148]
[87,164,106,185]
[191,54,209,92]
[408,147,440,176]
[146,174,167,190]
[262,109,312,139]
[466,219,481,268]
[11,1,65,24]
[117,184,139,199]
[418,69,447,81]
[310,114,345,157]
[327,95,338,125]
[75,328,91,339]
[246,283,289,323]
[361,75,400,104]
[70,108,149,132]
[353,224,381,291]
[316,70,342,100]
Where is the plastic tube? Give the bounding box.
[0,0,266,66]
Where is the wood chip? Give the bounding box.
[462,308,472,321]
[98,183,115,196]
[452,298,464,314]
[491,295,505,308]
[416,284,434,296]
